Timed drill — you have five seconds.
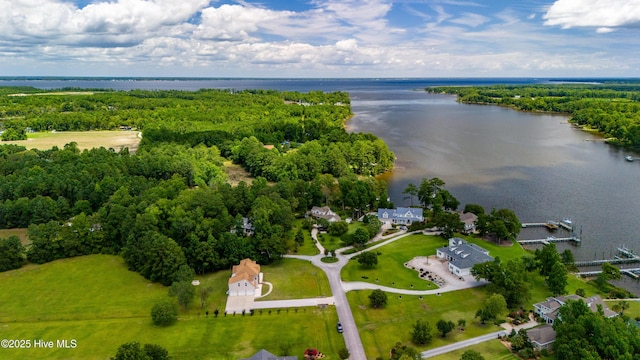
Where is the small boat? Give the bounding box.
[547,236,557,241]
[626,156,634,162]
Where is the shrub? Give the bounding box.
[151,299,178,326]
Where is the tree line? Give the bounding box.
[0,87,393,286]
[429,83,640,147]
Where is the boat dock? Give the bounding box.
[576,268,640,280]
[574,247,640,267]
[521,219,574,231]
[517,236,581,246]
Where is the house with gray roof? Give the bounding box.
[533,294,618,325]
[459,212,478,234]
[436,238,493,276]
[309,206,341,222]
[239,349,297,360]
[377,207,424,225]
[526,324,556,350]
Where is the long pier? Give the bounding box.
[518,237,581,246]
[521,219,574,231]
[576,268,640,279]
[574,247,640,267]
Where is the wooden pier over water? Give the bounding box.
[518,236,581,246]
[574,247,640,267]
[576,268,640,279]
[521,219,574,231]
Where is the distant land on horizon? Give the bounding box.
[0,76,639,82]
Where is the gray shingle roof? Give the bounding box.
[438,238,493,269]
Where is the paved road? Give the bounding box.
[420,331,505,358]
[421,316,539,358]
[284,229,486,360]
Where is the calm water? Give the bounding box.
[4,78,639,277]
[348,90,640,259]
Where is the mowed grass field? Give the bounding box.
[341,234,450,290]
[2,131,140,152]
[257,258,331,300]
[0,255,345,359]
[348,287,503,359]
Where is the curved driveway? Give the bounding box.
[284,229,526,359]
[284,229,474,360]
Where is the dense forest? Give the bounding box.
[0,88,394,284]
[428,82,640,147]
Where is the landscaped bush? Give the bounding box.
[151,299,178,326]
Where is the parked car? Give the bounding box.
[336,322,343,333]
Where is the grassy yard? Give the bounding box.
[256,258,331,300]
[291,219,319,256]
[2,130,140,152]
[341,234,449,290]
[0,307,343,360]
[459,234,527,262]
[0,255,344,359]
[0,228,29,245]
[348,287,503,359]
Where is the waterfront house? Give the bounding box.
[436,238,493,276]
[533,294,617,325]
[459,212,478,234]
[377,207,424,225]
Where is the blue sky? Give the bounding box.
[1,0,640,77]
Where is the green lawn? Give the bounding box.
[291,219,319,256]
[0,307,343,360]
[0,255,167,322]
[341,234,449,290]
[348,287,503,359]
[0,255,344,359]
[459,234,527,262]
[257,258,331,300]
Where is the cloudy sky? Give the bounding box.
[2,0,640,77]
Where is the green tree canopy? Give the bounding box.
[368,289,387,308]
[411,319,432,345]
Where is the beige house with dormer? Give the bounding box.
[228,258,263,296]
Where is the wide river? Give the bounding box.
[3,78,639,288]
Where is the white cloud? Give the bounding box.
[195,4,288,41]
[449,12,489,27]
[0,0,208,45]
[544,0,640,30]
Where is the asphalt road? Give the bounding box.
[420,331,505,358]
[284,228,488,360]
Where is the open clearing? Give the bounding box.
[0,255,345,359]
[0,228,29,245]
[2,130,140,152]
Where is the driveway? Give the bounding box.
[253,297,335,309]
[283,229,481,360]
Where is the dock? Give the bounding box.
[521,219,574,231]
[518,236,581,246]
[576,268,640,279]
[574,247,640,267]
